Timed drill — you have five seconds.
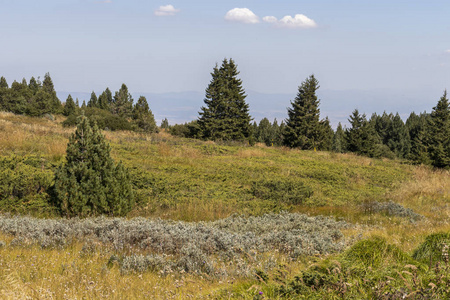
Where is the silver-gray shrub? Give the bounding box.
[363,200,424,221]
[0,212,352,276]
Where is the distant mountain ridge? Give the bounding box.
[57,88,439,129]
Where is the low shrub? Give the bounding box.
[251,177,313,205]
[362,200,424,221]
[0,155,56,215]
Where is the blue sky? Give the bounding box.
[1,0,450,124]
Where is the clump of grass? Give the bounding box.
[245,236,450,299]
[413,232,450,265]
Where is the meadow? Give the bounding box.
[0,112,449,299]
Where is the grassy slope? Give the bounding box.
[0,112,449,299]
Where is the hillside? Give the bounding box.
[0,112,449,299]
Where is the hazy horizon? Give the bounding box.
[1,0,449,126]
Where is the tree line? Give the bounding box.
[0,74,157,133]
[1,61,449,169]
[172,58,449,168]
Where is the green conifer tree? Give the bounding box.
[132,96,157,132]
[98,87,113,110]
[198,58,252,141]
[28,76,40,94]
[346,109,381,157]
[427,91,450,168]
[87,91,98,108]
[332,122,347,153]
[42,72,62,114]
[111,84,133,118]
[54,114,134,217]
[0,76,8,89]
[63,95,77,116]
[406,112,430,164]
[283,75,330,150]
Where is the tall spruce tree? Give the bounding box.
[132,96,157,132]
[42,72,62,114]
[332,122,347,153]
[0,76,8,89]
[406,112,430,164]
[283,75,331,150]
[54,114,134,217]
[346,109,381,157]
[98,88,112,110]
[87,91,98,108]
[198,58,252,141]
[63,95,77,116]
[427,91,450,168]
[111,84,133,118]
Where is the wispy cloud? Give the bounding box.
[154,5,180,17]
[445,49,450,54]
[262,16,277,24]
[263,14,317,29]
[225,8,260,24]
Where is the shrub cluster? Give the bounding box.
[0,155,55,215]
[276,236,450,299]
[0,212,352,277]
[362,200,424,221]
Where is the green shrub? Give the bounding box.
[0,155,55,215]
[251,177,313,205]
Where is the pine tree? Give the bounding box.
[256,118,273,146]
[406,112,430,164]
[87,91,98,108]
[387,113,411,158]
[332,122,347,153]
[28,76,40,94]
[63,95,77,116]
[98,88,112,110]
[0,76,8,89]
[42,72,62,114]
[198,58,252,141]
[54,114,134,217]
[283,75,330,150]
[346,109,381,157]
[111,84,133,118]
[132,96,157,132]
[427,91,450,168]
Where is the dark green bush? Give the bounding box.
[0,155,56,215]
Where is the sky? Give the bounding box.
[1,0,450,125]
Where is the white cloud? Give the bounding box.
[263,14,317,29]
[154,5,180,16]
[446,49,450,54]
[225,8,260,24]
[262,16,277,24]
